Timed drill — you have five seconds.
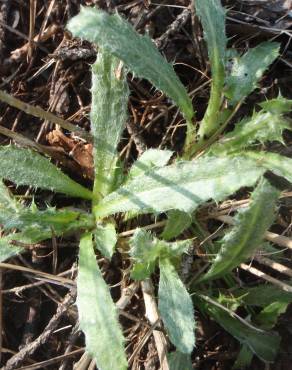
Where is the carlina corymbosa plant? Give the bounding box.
[1,0,292,368]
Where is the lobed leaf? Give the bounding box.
[77,233,127,370]
[210,110,290,155]
[91,50,129,199]
[158,258,195,353]
[95,156,265,217]
[225,42,280,105]
[0,146,92,199]
[67,7,194,122]
[201,178,279,282]
[94,222,117,259]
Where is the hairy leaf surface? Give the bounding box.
[161,210,192,241]
[68,7,194,122]
[201,178,279,281]
[91,50,129,199]
[94,222,117,259]
[159,258,195,353]
[77,233,127,370]
[95,156,264,217]
[128,149,173,180]
[0,146,92,199]
[195,0,227,139]
[244,151,292,183]
[210,110,290,155]
[225,42,280,104]
[129,229,191,280]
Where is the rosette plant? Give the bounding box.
[1,0,292,368]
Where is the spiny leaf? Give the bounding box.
[0,146,92,199]
[259,95,292,114]
[0,181,20,211]
[225,42,280,105]
[161,210,192,241]
[128,149,173,180]
[67,7,194,122]
[0,225,72,262]
[244,151,292,183]
[200,297,280,362]
[158,258,195,353]
[129,229,191,280]
[201,178,279,282]
[94,222,117,259]
[209,110,290,155]
[91,50,129,199]
[2,205,95,236]
[195,0,227,140]
[77,233,127,370]
[95,156,265,217]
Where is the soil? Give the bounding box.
[0,1,292,369]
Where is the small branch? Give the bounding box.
[2,289,76,370]
[141,279,170,370]
[240,263,292,292]
[0,90,91,142]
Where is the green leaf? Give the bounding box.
[168,351,193,370]
[95,156,265,217]
[244,151,292,183]
[210,110,290,155]
[225,42,280,105]
[129,229,191,280]
[67,7,194,123]
[77,233,127,370]
[201,178,279,282]
[0,181,23,228]
[259,95,292,114]
[161,210,192,241]
[232,283,292,306]
[232,345,253,370]
[254,301,288,330]
[94,222,117,259]
[0,235,23,261]
[0,146,92,199]
[195,0,227,140]
[128,149,173,180]
[159,258,195,353]
[129,229,159,280]
[201,298,280,362]
[91,50,129,200]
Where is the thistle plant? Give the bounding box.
[1,0,292,368]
